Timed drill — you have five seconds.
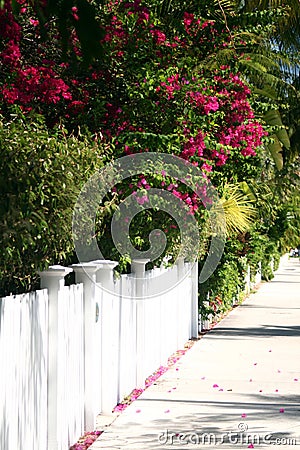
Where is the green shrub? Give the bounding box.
[199,257,244,321]
[245,230,281,281]
[0,114,105,296]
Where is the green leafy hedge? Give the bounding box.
[0,114,105,296]
[245,230,281,281]
[198,254,245,321]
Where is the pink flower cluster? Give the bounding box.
[0,8,21,40]
[187,90,220,114]
[1,39,21,67]
[124,0,150,23]
[157,74,181,99]
[102,14,127,45]
[218,122,267,158]
[151,66,266,168]
[181,131,206,159]
[183,12,214,36]
[150,28,167,45]
[113,68,266,212]
[2,66,72,107]
[113,342,194,413]
[0,7,75,112]
[170,187,200,214]
[69,430,102,450]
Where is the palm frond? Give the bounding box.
[267,135,284,170]
[195,48,237,70]
[212,184,257,237]
[241,0,300,52]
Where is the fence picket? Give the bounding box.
[57,283,84,450]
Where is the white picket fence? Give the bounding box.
[0,259,198,450]
[244,261,262,294]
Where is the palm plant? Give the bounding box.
[211,183,257,237]
[240,0,300,53]
[237,0,300,164]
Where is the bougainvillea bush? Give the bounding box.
[94,1,267,262]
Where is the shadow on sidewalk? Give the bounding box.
[209,325,300,338]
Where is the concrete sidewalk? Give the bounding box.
[92,257,300,449]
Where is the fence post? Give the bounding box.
[70,263,100,431]
[270,257,274,273]
[191,261,199,338]
[131,259,149,388]
[256,261,262,285]
[245,265,251,294]
[176,257,185,348]
[176,257,185,278]
[38,265,73,450]
[92,260,118,415]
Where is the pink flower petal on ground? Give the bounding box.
[219,388,224,391]
[201,376,206,380]
[249,378,253,382]
[277,369,281,373]
[275,389,279,392]
[175,368,179,371]
[279,408,285,413]
[248,444,254,448]
[136,409,141,413]
[259,389,263,392]
[241,413,247,418]
[164,409,170,413]
[167,390,172,393]
[213,384,219,388]
[254,363,257,366]
[294,378,298,381]
[172,387,176,390]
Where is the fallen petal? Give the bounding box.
[279,408,285,413]
[213,384,219,388]
[241,413,247,418]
